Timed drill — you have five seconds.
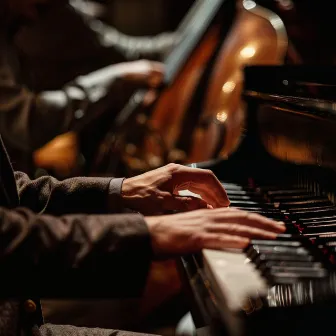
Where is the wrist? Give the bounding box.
[144,216,162,256]
[119,177,137,209]
[145,216,160,233]
[108,177,126,212]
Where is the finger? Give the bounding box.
[185,182,229,209]
[162,194,209,212]
[205,223,278,240]
[169,166,230,207]
[148,73,164,88]
[148,62,165,87]
[211,209,286,233]
[201,233,250,250]
[149,61,165,74]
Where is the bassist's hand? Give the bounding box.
[118,60,164,88]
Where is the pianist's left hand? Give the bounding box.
[118,163,230,215]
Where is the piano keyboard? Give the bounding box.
[202,180,336,326]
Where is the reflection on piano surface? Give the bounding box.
[179,65,336,336]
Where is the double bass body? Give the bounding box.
[127,0,288,172]
[185,0,288,164]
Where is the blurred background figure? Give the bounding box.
[14,0,184,91]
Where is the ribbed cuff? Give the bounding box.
[108,177,125,213]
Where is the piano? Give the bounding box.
[179,65,336,336]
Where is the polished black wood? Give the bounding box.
[179,65,336,336]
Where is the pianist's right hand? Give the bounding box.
[145,207,286,257]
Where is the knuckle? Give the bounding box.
[205,211,216,222]
[203,223,213,232]
[166,163,181,172]
[191,232,205,248]
[248,212,264,222]
[235,210,249,219]
[167,162,177,169]
[228,223,240,232]
[204,169,215,176]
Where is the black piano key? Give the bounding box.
[299,219,336,226]
[267,266,326,274]
[276,200,332,209]
[275,233,302,240]
[258,261,323,271]
[247,245,309,260]
[268,269,328,284]
[229,200,262,207]
[290,207,336,218]
[290,205,336,212]
[254,253,314,268]
[302,224,336,234]
[270,195,328,202]
[226,190,261,197]
[304,232,336,238]
[232,207,264,212]
[256,186,302,193]
[230,201,274,208]
[299,216,336,222]
[249,240,302,247]
[254,208,284,213]
[225,195,255,201]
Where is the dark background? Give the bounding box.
[98,0,195,35]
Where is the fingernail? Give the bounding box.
[278,221,286,225]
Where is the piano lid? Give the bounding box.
[243,65,336,171]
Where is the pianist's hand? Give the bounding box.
[145,207,286,256]
[120,163,230,215]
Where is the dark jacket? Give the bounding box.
[0,136,152,336]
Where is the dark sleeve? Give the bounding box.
[0,207,152,298]
[89,21,177,62]
[69,1,177,62]
[0,47,82,153]
[0,47,131,154]
[14,171,114,215]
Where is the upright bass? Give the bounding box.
[186,0,288,163]
[93,0,288,175]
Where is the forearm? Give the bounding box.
[70,0,176,61]
[0,207,151,298]
[0,66,128,155]
[0,86,89,153]
[15,171,117,214]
